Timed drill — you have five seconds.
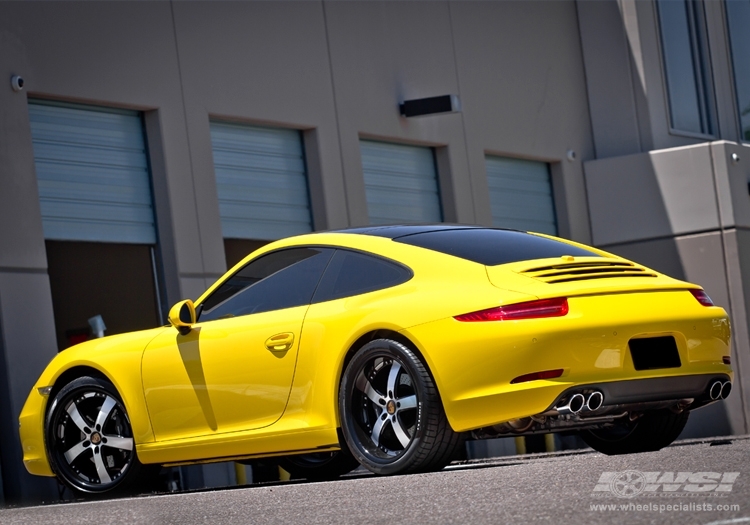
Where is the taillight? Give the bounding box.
[511,369,564,384]
[454,297,569,322]
[690,289,714,307]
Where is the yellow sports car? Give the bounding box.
[19,226,732,495]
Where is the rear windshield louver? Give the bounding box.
[520,261,657,284]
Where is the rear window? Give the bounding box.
[394,228,599,266]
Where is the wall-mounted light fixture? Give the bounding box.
[399,95,460,118]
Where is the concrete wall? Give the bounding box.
[578,0,742,157]
[0,19,62,503]
[1,0,748,503]
[0,0,596,502]
[321,0,594,241]
[584,141,750,437]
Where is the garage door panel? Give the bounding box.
[33,143,148,170]
[29,101,156,244]
[368,203,443,225]
[210,125,302,155]
[216,170,309,194]
[212,150,306,174]
[211,121,313,241]
[219,202,313,222]
[34,162,151,187]
[491,205,557,224]
[361,140,442,225]
[42,219,157,245]
[489,192,557,215]
[367,187,444,208]
[30,108,145,142]
[486,176,553,194]
[495,217,558,233]
[219,218,313,240]
[36,171,153,205]
[363,172,441,193]
[486,155,557,236]
[219,187,310,208]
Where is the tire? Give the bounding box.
[278,447,360,481]
[339,339,464,475]
[580,409,689,455]
[45,376,155,496]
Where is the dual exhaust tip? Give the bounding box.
[709,380,732,401]
[555,380,731,416]
[557,391,603,415]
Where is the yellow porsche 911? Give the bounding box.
[20,225,732,495]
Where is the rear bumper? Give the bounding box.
[402,289,732,432]
[546,373,731,411]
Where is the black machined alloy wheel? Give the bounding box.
[46,376,150,495]
[339,339,463,475]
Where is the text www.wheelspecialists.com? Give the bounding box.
[590,502,740,513]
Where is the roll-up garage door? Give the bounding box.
[210,121,313,241]
[29,100,160,351]
[360,140,442,225]
[485,155,557,235]
[28,101,156,244]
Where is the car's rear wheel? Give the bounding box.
[46,376,154,495]
[580,409,689,455]
[278,448,360,480]
[339,339,463,475]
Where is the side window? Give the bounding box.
[199,247,333,322]
[313,250,412,303]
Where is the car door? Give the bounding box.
[289,249,414,420]
[142,247,333,441]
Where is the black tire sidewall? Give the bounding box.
[581,409,689,455]
[339,339,431,475]
[45,376,141,495]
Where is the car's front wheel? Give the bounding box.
[46,376,155,496]
[339,339,463,475]
[580,409,689,455]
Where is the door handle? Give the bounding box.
[265,332,294,353]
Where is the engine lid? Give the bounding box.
[485,255,693,300]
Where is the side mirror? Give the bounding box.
[168,299,196,335]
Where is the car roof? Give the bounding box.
[328,224,484,239]
[327,225,600,266]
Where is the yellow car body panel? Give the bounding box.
[402,289,731,431]
[141,305,307,441]
[19,327,165,476]
[19,228,733,477]
[18,389,53,476]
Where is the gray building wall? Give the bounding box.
[578,0,750,437]
[0,0,748,503]
[584,141,750,436]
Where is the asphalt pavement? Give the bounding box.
[2,436,749,525]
